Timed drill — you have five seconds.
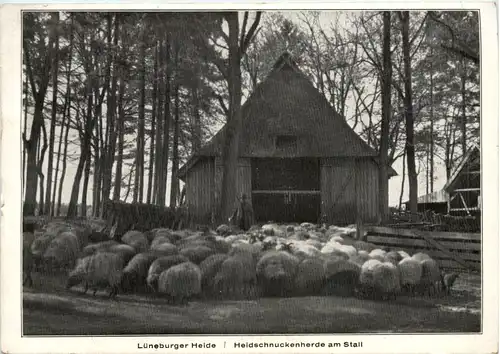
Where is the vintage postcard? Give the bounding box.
[1,1,498,353]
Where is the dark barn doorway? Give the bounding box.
[251,158,321,223]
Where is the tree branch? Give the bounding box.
[240,11,262,56]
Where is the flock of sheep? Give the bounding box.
[23,220,459,305]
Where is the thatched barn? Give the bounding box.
[178,52,396,225]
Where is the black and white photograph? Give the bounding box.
[1,2,499,353]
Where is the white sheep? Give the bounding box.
[157,262,202,305]
[121,230,149,253]
[288,241,321,260]
[412,252,432,262]
[349,250,371,266]
[294,257,326,296]
[352,240,377,253]
[359,259,401,300]
[369,249,388,262]
[397,257,423,294]
[30,231,58,271]
[67,252,125,298]
[416,258,443,297]
[256,251,300,297]
[150,235,172,249]
[398,250,411,259]
[146,254,189,291]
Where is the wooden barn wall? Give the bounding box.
[214,157,252,215]
[185,158,215,224]
[320,158,357,225]
[355,158,379,223]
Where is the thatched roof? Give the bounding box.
[443,143,480,193]
[179,52,396,179]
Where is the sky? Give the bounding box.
[24,10,455,212]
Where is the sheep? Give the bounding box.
[213,253,257,300]
[320,242,351,259]
[199,254,230,297]
[216,224,231,236]
[323,257,361,297]
[349,250,371,266]
[256,251,300,297]
[300,222,315,231]
[398,250,411,259]
[30,232,58,271]
[441,272,459,295]
[359,259,401,300]
[157,262,202,305]
[121,230,149,253]
[293,257,326,296]
[397,257,423,294]
[369,249,388,262]
[305,238,323,250]
[416,258,442,297]
[287,242,321,260]
[352,240,377,253]
[385,251,404,266]
[150,242,178,257]
[412,252,432,262]
[289,230,311,241]
[66,256,93,293]
[42,231,80,272]
[23,232,36,287]
[121,253,159,293]
[228,242,262,262]
[66,252,125,298]
[150,235,172,249]
[82,240,120,257]
[146,254,189,291]
[179,245,217,264]
[105,243,137,264]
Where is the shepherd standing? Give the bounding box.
[231,194,254,231]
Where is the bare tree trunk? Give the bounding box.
[56,99,73,216]
[154,39,164,205]
[170,78,180,208]
[147,41,158,204]
[191,86,202,154]
[378,11,391,223]
[460,58,467,155]
[429,45,435,193]
[38,120,48,215]
[102,14,119,208]
[67,90,93,217]
[400,11,418,214]
[23,75,29,194]
[398,148,406,211]
[220,13,243,222]
[161,36,172,206]
[81,145,91,217]
[138,29,146,203]
[113,73,125,201]
[44,11,60,217]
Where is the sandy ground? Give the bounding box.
[22,272,481,335]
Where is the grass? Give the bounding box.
[22,272,481,335]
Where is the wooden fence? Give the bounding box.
[365,226,481,273]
